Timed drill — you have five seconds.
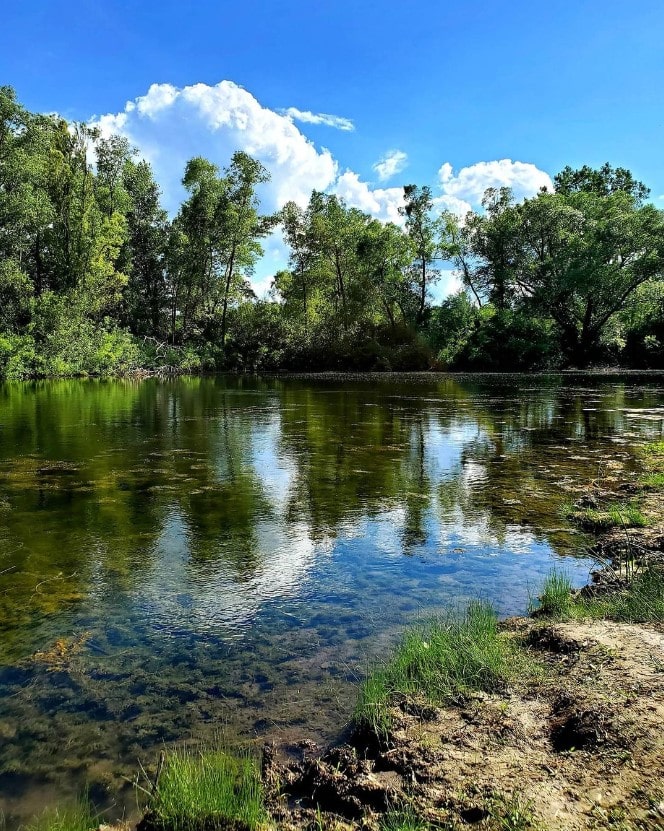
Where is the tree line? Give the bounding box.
[1,84,664,379]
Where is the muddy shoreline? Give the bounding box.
[258,484,664,830]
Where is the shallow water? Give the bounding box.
[1,373,663,823]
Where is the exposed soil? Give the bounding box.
[260,492,664,831]
[262,616,664,830]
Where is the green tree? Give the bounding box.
[456,187,524,310]
[173,152,273,346]
[553,162,649,204]
[399,185,456,323]
[122,160,169,336]
[357,219,413,328]
[517,187,664,365]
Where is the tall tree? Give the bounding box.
[280,200,319,331]
[122,159,169,336]
[399,185,455,323]
[456,187,524,310]
[217,151,274,345]
[172,152,273,346]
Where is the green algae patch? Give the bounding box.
[141,745,267,831]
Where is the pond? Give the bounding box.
[1,373,663,824]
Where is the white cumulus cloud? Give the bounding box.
[92,80,338,212]
[91,81,554,301]
[373,149,408,182]
[334,171,405,224]
[282,107,354,131]
[438,159,553,205]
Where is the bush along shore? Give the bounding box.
[27,446,664,831]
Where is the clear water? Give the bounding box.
[1,373,663,824]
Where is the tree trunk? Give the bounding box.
[220,245,236,346]
[418,257,426,323]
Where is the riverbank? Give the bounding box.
[24,445,664,831]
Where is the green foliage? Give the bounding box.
[427,290,479,366]
[399,185,457,323]
[454,165,664,368]
[27,798,97,831]
[355,602,517,738]
[1,86,663,377]
[448,307,561,371]
[145,745,266,831]
[553,162,650,203]
[531,569,574,617]
[534,567,664,623]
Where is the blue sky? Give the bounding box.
[3,0,663,295]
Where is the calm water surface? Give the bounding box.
[1,373,663,823]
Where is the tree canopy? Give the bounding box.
[1,85,663,378]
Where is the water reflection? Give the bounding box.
[1,373,664,822]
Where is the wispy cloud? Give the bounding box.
[372,149,408,182]
[282,106,354,131]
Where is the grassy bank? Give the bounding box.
[534,567,664,622]
[354,601,528,740]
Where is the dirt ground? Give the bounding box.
[265,616,664,830]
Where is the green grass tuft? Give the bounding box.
[27,800,97,831]
[641,472,664,489]
[577,568,664,623]
[534,567,664,624]
[354,601,518,738]
[638,441,664,487]
[565,503,648,531]
[379,807,432,831]
[531,569,574,617]
[487,791,542,830]
[146,744,266,831]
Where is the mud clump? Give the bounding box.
[264,743,400,821]
[549,694,621,752]
[265,616,664,831]
[527,624,586,654]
